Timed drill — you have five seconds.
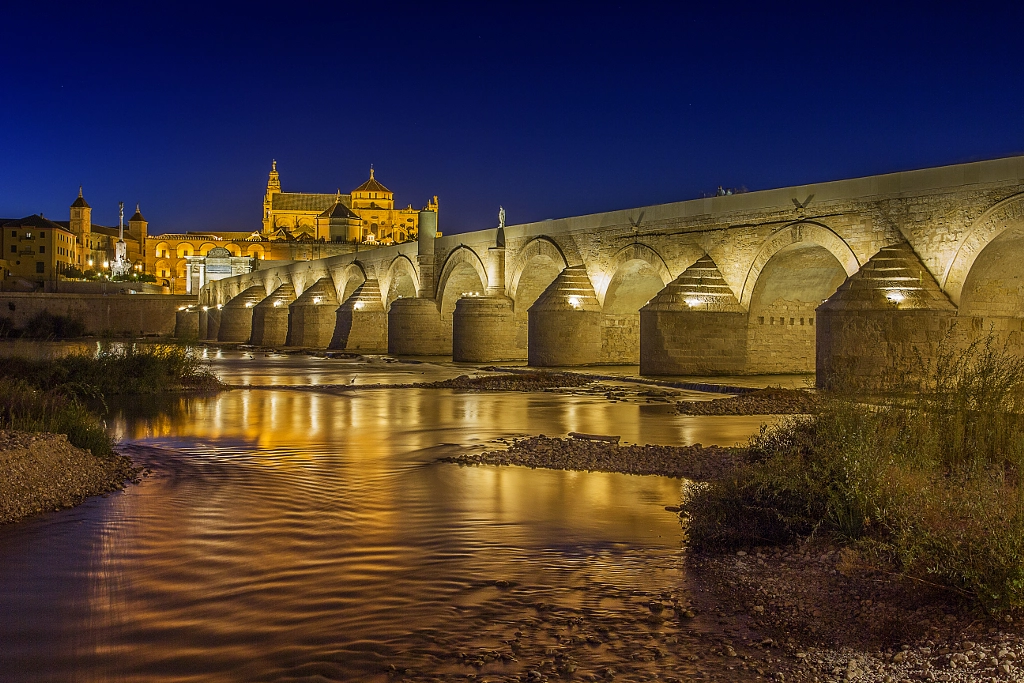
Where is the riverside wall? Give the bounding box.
[0,293,197,336]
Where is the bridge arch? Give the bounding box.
[332,261,368,303]
[509,236,569,306]
[740,221,859,308]
[437,246,489,315]
[382,254,420,307]
[943,192,1024,307]
[600,242,672,310]
[742,221,856,373]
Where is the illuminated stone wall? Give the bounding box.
[201,156,1024,373]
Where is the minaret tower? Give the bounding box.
[129,203,148,257]
[263,159,281,234]
[70,186,92,266]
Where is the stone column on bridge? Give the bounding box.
[174,306,200,339]
[251,283,296,346]
[816,242,957,390]
[452,232,523,362]
[640,255,748,375]
[389,209,451,355]
[528,265,603,366]
[286,277,340,348]
[330,279,388,353]
[199,304,222,341]
[218,285,269,342]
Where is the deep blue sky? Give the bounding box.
[2,3,1023,235]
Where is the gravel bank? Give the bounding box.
[677,388,820,415]
[691,540,1024,682]
[440,435,744,480]
[0,430,136,525]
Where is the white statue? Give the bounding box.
[498,206,505,229]
[111,201,132,277]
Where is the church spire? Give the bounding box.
[266,159,281,195]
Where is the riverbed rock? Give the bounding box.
[0,429,136,525]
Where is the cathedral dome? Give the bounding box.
[352,167,392,195]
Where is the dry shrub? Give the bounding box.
[683,334,1024,610]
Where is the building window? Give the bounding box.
[10,231,15,238]
[39,246,45,254]
[36,262,44,273]
[40,232,45,239]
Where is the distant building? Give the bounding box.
[183,246,255,293]
[1,215,78,287]
[262,161,439,244]
[2,164,438,293]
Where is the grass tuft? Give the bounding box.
[683,335,1024,611]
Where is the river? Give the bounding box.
[0,349,797,682]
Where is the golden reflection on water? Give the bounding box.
[0,352,793,680]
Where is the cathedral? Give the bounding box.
[261,161,439,244]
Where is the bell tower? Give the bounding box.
[263,160,281,234]
[129,203,148,257]
[70,186,92,265]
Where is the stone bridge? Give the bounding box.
[198,156,1024,384]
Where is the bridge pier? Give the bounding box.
[528,265,603,366]
[174,307,199,339]
[199,306,222,341]
[640,255,748,375]
[286,277,339,348]
[330,279,387,353]
[250,284,296,346]
[452,296,522,362]
[219,285,268,342]
[388,298,451,355]
[816,243,957,389]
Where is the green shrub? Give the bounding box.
[22,310,86,339]
[0,378,113,456]
[683,336,1024,611]
[0,343,221,397]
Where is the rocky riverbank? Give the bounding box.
[0,430,137,525]
[441,436,1024,682]
[691,540,1024,683]
[439,435,744,480]
[677,387,820,415]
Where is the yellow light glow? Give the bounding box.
[684,297,702,308]
[354,300,365,310]
[567,295,582,309]
[885,290,905,304]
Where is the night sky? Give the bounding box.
[3,3,1023,235]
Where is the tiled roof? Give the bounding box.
[353,169,392,195]
[71,188,90,209]
[319,201,359,220]
[271,193,348,212]
[130,205,146,222]
[3,214,71,232]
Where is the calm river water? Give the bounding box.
[0,349,793,682]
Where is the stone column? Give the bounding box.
[331,279,388,353]
[389,210,449,355]
[218,285,268,342]
[250,283,296,346]
[452,242,522,362]
[639,255,748,375]
[816,243,957,390]
[528,265,603,366]
[286,277,339,348]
